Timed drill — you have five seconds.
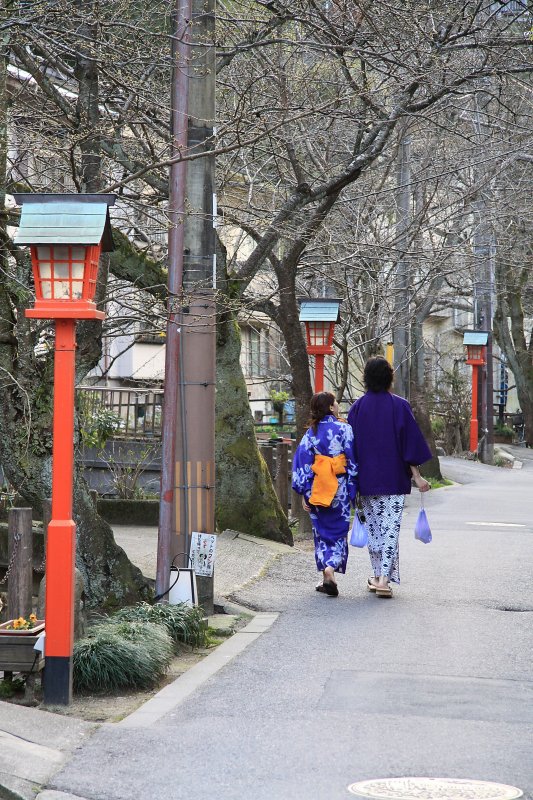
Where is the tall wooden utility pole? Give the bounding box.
[472,86,494,465]
[178,0,216,613]
[156,0,192,602]
[157,1,216,612]
[156,0,216,612]
[393,131,411,399]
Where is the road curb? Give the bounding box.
[116,611,279,729]
[0,773,37,800]
[36,792,90,800]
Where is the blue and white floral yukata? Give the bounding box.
[347,391,432,584]
[292,415,358,574]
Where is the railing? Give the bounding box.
[77,386,164,440]
[76,387,300,512]
[77,388,356,442]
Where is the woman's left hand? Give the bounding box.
[414,475,430,492]
[302,497,311,512]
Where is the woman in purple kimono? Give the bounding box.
[347,357,431,598]
[292,392,358,597]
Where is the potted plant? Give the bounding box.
[0,615,45,673]
[494,423,514,444]
[0,614,45,635]
[270,389,290,428]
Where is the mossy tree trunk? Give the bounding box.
[410,321,442,481]
[494,256,533,447]
[215,244,292,545]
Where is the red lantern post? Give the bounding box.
[463,331,489,453]
[15,194,115,705]
[304,320,336,392]
[298,299,342,393]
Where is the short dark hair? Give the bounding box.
[309,391,335,433]
[364,356,393,392]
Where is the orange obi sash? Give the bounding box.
[309,453,347,507]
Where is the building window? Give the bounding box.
[135,312,166,344]
[242,326,270,377]
[491,0,529,17]
[249,328,260,375]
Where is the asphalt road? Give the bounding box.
[52,456,533,800]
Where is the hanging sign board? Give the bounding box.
[189,532,216,577]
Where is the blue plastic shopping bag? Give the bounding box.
[350,509,369,548]
[414,505,432,544]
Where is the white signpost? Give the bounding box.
[189,532,216,578]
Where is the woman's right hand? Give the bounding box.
[302,497,311,512]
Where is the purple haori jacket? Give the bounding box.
[347,391,432,496]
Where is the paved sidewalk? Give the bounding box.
[112,526,295,605]
[0,531,294,800]
[1,456,532,800]
[0,702,95,800]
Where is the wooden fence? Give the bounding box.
[258,441,298,518]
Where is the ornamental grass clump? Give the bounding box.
[73,620,173,693]
[96,621,173,673]
[113,601,207,649]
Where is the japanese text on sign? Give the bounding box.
[189,532,216,577]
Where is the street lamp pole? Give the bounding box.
[314,354,325,393]
[44,318,77,702]
[15,192,115,705]
[469,363,480,453]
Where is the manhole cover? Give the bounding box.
[347,777,523,799]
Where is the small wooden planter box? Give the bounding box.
[494,435,514,444]
[0,621,45,674]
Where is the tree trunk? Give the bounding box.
[73,478,151,610]
[494,292,533,447]
[215,245,292,544]
[274,264,313,438]
[410,319,442,480]
[272,263,314,537]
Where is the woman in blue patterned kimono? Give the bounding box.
[292,392,358,597]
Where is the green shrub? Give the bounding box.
[431,416,445,438]
[494,423,514,438]
[112,602,207,649]
[78,396,123,449]
[73,620,173,693]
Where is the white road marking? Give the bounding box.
[466,522,525,527]
[347,777,523,799]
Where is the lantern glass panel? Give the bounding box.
[308,321,329,347]
[39,262,52,280]
[34,244,87,300]
[36,246,53,298]
[37,246,52,260]
[53,261,70,299]
[54,245,70,261]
